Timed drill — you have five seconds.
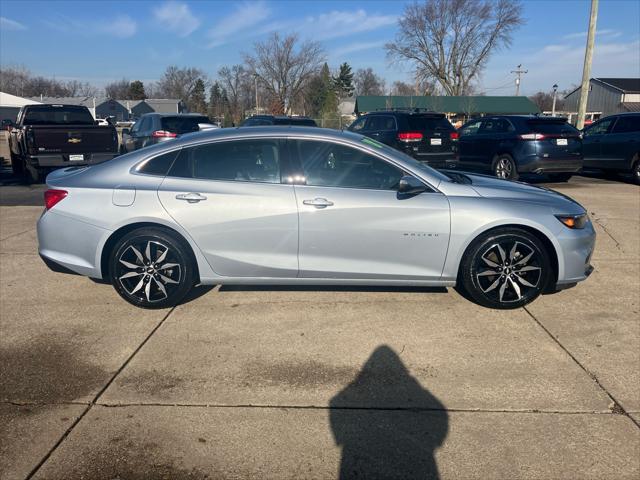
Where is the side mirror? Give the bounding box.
[121,128,130,136]
[398,175,427,195]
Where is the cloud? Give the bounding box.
[0,16,27,31]
[207,1,270,48]
[42,14,136,38]
[562,29,622,40]
[109,15,137,38]
[153,1,199,37]
[330,41,387,58]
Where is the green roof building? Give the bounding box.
[354,96,540,116]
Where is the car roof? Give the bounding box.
[140,113,208,118]
[366,110,445,117]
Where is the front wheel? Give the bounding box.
[109,227,195,309]
[459,228,551,309]
[493,155,519,180]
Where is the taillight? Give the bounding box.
[449,131,459,140]
[520,133,546,140]
[44,189,68,210]
[151,130,177,138]
[397,132,423,142]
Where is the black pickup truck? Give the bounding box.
[8,104,119,183]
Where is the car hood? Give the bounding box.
[464,173,586,213]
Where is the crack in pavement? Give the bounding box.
[24,306,177,480]
[592,215,624,252]
[0,227,35,243]
[523,306,640,430]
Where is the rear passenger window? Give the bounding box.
[137,150,179,176]
[480,119,514,133]
[612,116,640,133]
[168,139,282,183]
[294,140,403,190]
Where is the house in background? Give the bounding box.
[0,92,41,124]
[563,78,640,122]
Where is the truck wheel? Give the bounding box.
[25,165,46,184]
[632,155,639,186]
[10,153,25,177]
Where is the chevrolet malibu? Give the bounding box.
[37,127,595,309]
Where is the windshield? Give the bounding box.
[161,116,209,134]
[23,106,95,126]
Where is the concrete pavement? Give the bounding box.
[1,175,638,479]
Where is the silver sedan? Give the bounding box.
[37,127,595,309]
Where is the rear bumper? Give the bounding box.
[518,154,583,174]
[28,152,117,168]
[37,210,108,278]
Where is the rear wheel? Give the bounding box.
[493,155,519,180]
[459,228,551,309]
[25,165,46,184]
[10,153,24,177]
[109,227,195,309]
[631,156,640,185]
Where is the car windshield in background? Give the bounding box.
[273,118,317,126]
[161,116,209,134]
[407,116,452,131]
[527,120,579,135]
[23,106,95,125]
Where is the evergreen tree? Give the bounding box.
[189,78,207,114]
[333,62,354,98]
[128,80,146,100]
[320,63,338,117]
[208,81,224,119]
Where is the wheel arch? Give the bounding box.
[455,223,560,288]
[99,221,201,283]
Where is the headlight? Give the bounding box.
[555,213,588,229]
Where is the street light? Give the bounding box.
[551,84,558,117]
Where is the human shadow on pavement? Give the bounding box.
[329,345,448,479]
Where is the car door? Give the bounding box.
[457,119,482,168]
[601,115,640,170]
[157,137,299,278]
[290,139,450,280]
[581,117,615,168]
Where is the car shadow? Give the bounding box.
[329,345,448,479]
[218,285,448,294]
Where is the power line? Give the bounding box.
[510,64,528,96]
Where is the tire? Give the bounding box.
[10,153,24,177]
[109,227,196,309]
[459,227,551,309]
[25,165,45,184]
[548,173,572,182]
[493,155,519,180]
[631,156,640,186]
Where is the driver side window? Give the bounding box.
[294,140,403,191]
[349,117,367,132]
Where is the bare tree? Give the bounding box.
[390,81,416,96]
[65,80,98,97]
[0,65,98,98]
[354,68,386,96]
[0,65,31,96]
[386,0,524,95]
[105,78,131,99]
[244,33,325,114]
[218,65,252,123]
[156,66,208,100]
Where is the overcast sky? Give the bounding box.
[1,0,639,96]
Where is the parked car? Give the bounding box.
[8,104,119,183]
[347,110,458,169]
[38,127,594,310]
[241,115,317,127]
[96,118,114,126]
[457,116,583,181]
[582,113,640,184]
[120,113,210,153]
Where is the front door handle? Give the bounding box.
[303,197,334,208]
[176,192,207,203]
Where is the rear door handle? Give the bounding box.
[303,197,334,208]
[176,192,207,203]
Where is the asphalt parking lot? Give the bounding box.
[0,173,638,479]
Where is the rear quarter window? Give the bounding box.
[136,150,180,176]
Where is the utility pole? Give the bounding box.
[511,64,528,96]
[576,0,599,130]
[551,84,558,117]
[254,74,259,114]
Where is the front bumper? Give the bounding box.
[555,219,596,286]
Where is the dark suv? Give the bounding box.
[348,110,457,168]
[582,113,640,184]
[457,115,582,181]
[241,115,317,127]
